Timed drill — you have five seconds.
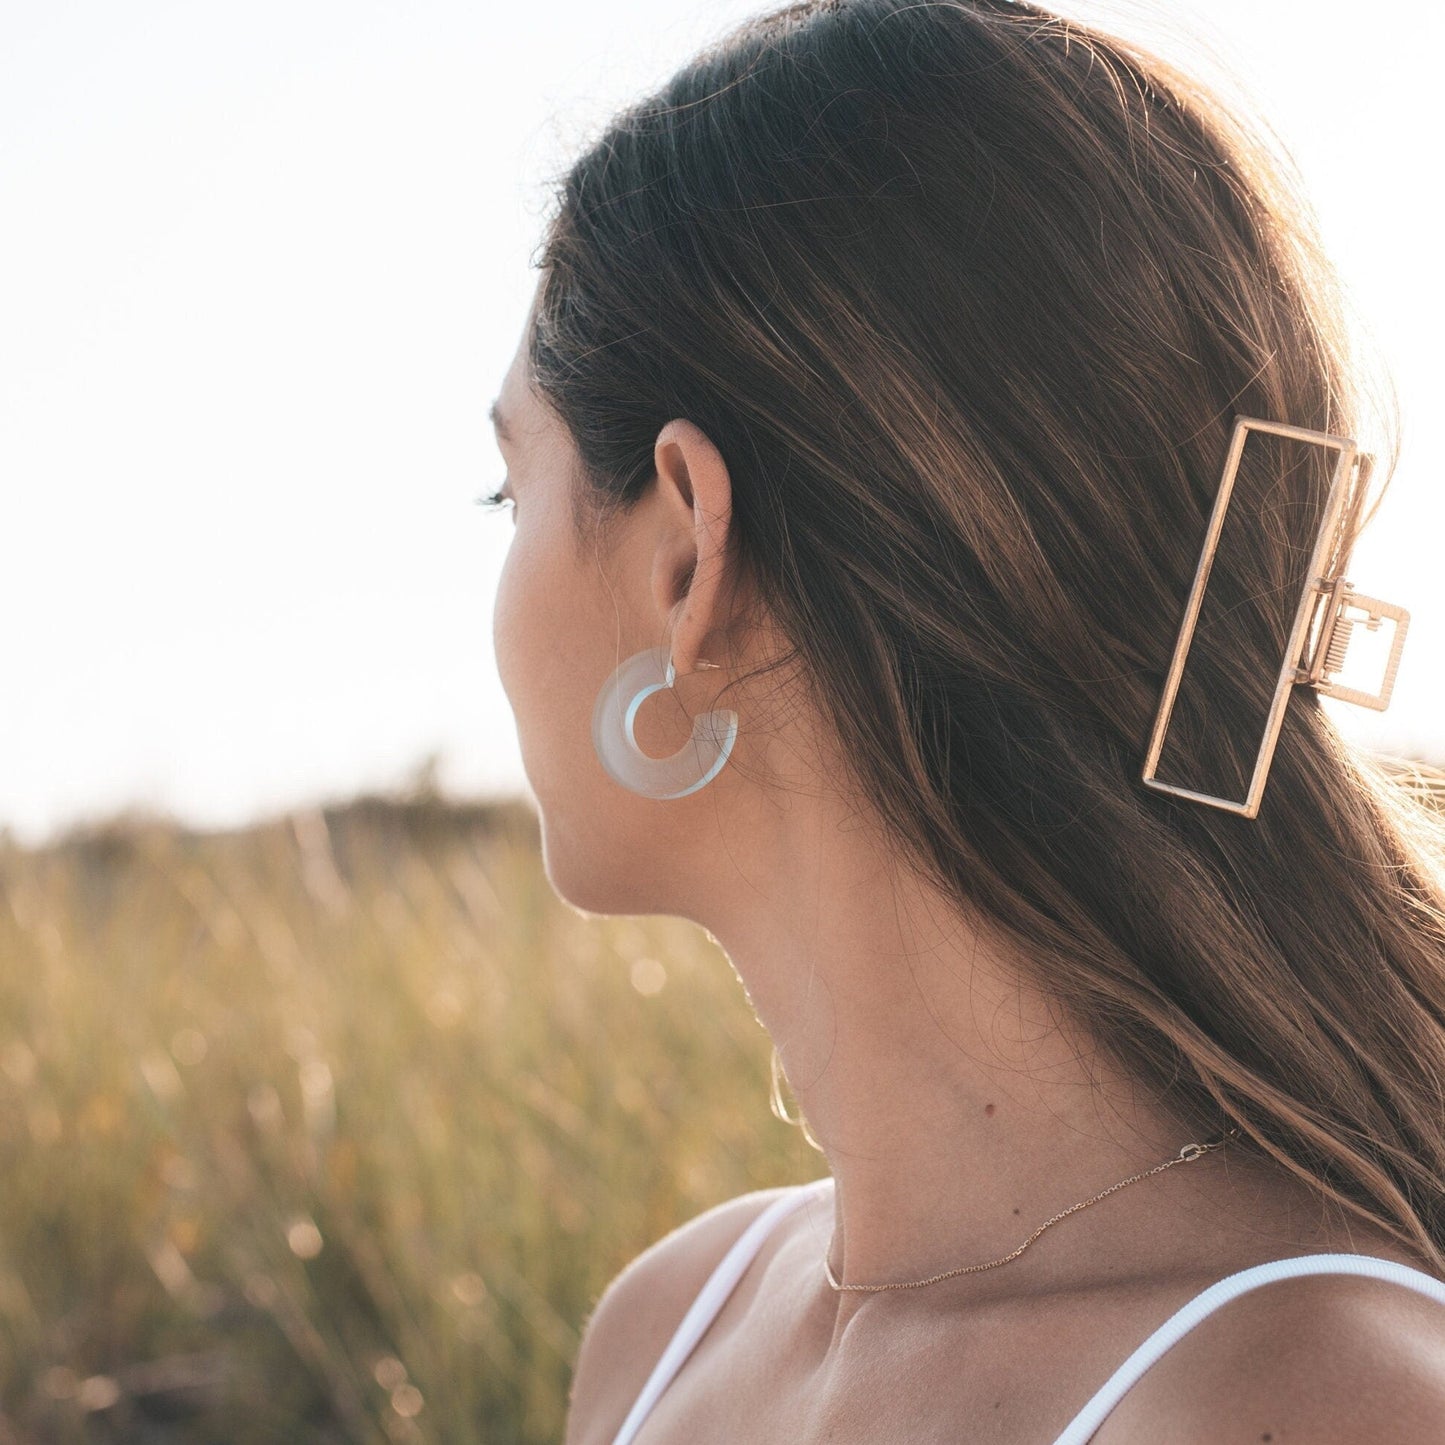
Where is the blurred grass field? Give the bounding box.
[0,779,824,1444]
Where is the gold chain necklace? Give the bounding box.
[823,1129,1238,1293]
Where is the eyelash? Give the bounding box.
[475,482,514,515]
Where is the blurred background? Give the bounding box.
[1,0,1441,1440]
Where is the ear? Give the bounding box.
[650,418,740,675]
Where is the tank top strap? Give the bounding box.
[1051,1252,1445,1445]
[610,1179,830,1445]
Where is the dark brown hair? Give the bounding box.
[526,0,1445,1270]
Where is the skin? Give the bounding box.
[487,278,1445,1442]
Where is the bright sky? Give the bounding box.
[3,0,1440,848]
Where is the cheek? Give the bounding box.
[490,522,588,784]
[492,533,531,714]
[492,542,513,679]
[490,493,658,849]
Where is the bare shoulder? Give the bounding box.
[563,1184,810,1445]
[1101,1257,1445,1444]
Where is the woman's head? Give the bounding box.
[490,287,808,916]
[492,0,1445,1266]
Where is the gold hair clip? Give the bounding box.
[1141,415,1410,818]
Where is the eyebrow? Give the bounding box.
[488,398,513,444]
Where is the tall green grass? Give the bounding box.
[0,788,822,1444]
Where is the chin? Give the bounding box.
[535,799,673,920]
[534,799,621,918]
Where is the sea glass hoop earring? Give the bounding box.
[591,645,738,800]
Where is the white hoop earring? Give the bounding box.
[591,645,737,800]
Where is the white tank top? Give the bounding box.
[609,1177,1445,1444]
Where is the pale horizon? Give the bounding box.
[4,0,1441,849]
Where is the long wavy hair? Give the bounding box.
[523,0,1445,1271]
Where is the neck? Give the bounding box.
[692,786,1225,1321]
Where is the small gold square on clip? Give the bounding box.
[1303,585,1410,711]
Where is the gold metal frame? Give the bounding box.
[1141,415,1410,818]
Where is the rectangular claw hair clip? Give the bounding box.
[1141,415,1410,818]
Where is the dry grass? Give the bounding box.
[0,787,821,1444]
[2,751,1440,1442]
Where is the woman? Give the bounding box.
[482,0,1445,1439]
